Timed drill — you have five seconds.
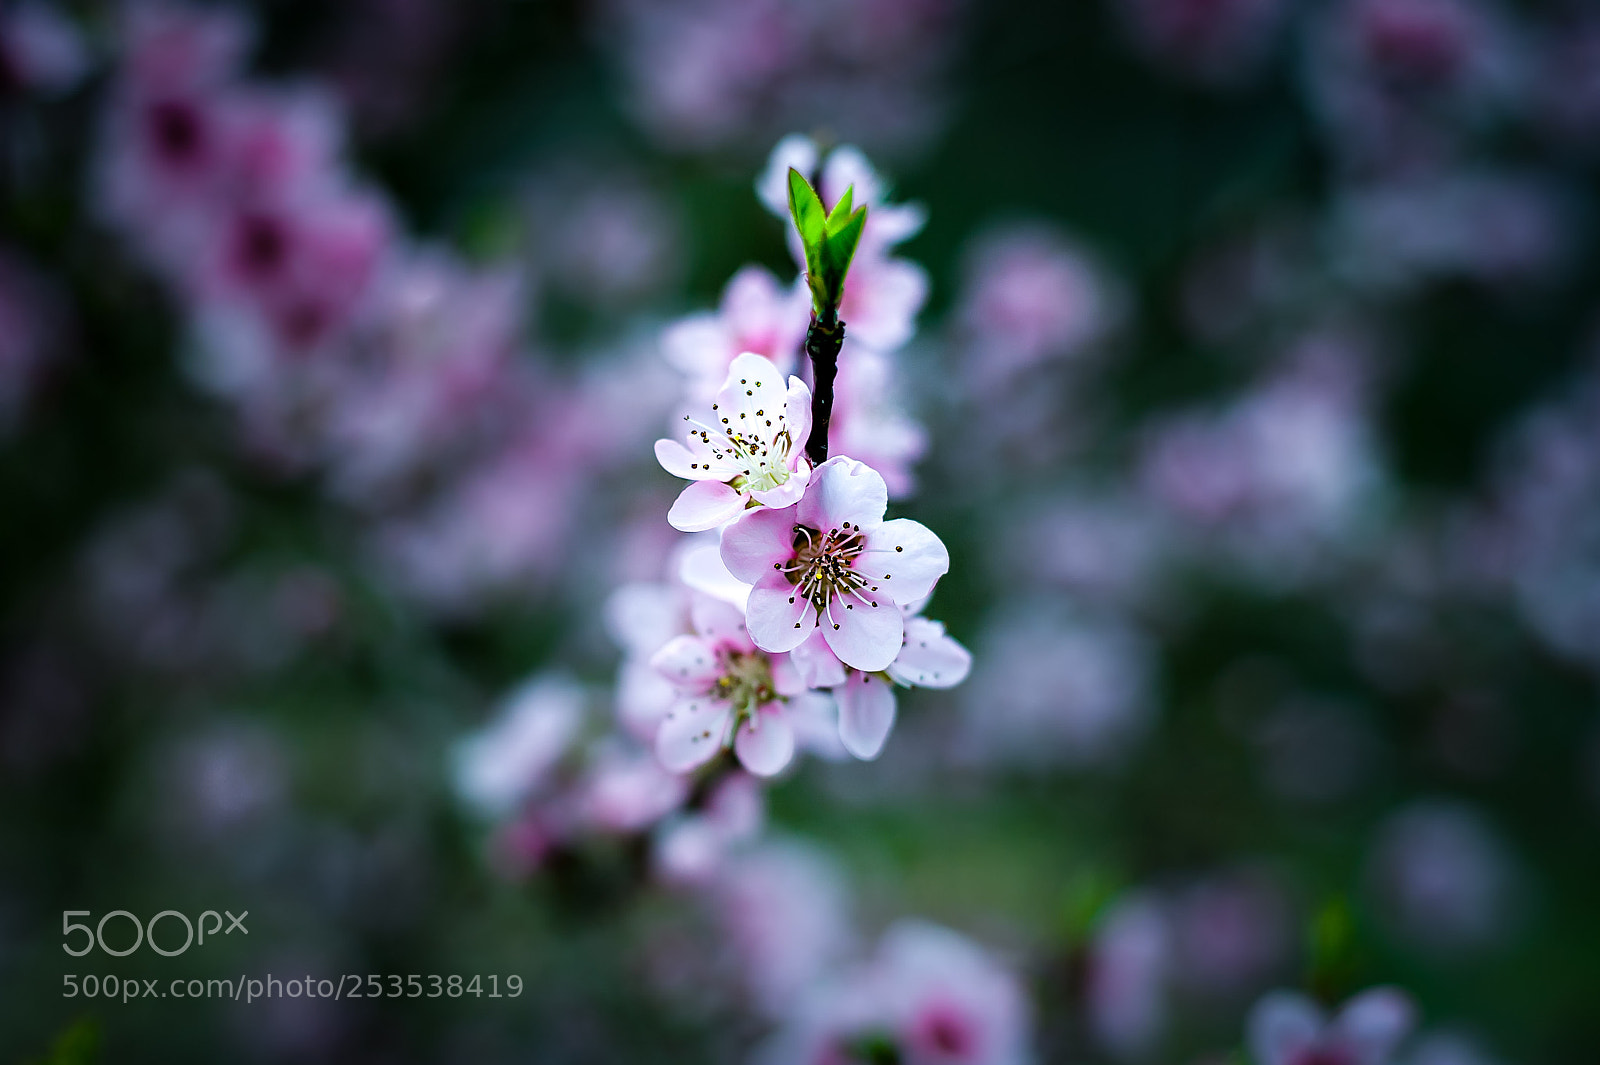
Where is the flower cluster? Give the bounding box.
[93,3,663,615]
[635,137,966,780]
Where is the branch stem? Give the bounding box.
[803,310,845,467]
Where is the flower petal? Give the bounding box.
[835,670,897,760]
[717,352,789,430]
[887,617,971,689]
[820,583,902,672]
[655,696,732,774]
[789,629,848,690]
[734,709,795,776]
[655,437,718,481]
[797,456,888,534]
[785,374,813,455]
[785,690,847,760]
[649,634,721,689]
[667,479,745,533]
[1248,992,1324,1065]
[679,538,751,611]
[746,571,816,654]
[721,504,799,584]
[690,593,751,651]
[859,518,949,604]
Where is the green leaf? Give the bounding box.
[825,184,855,230]
[786,167,826,280]
[817,204,867,307]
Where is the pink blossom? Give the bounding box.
[1248,987,1417,1065]
[1330,169,1571,292]
[598,4,960,156]
[315,254,523,502]
[789,605,971,761]
[757,137,930,354]
[606,578,695,741]
[575,742,690,833]
[201,184,392,358]
[1136,334,1385,581]
[956,224,1123,391]
[1087,893,1171,1060]
[829,345,927,499]
[1304,0,1525,173]
[1169,869,1295,997]
[653,771,765,885]
[655,352,814,531]
[652,591,834,777]
[714,840,855,1017]
[661,264,808,405]
[451,673,585,819]
[761,920,1031,1065]
[720,456,949,671]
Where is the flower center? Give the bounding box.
[680,368,796,493]
[714,649,778,713]
[777,523,882,630]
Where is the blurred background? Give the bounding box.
[3,0,1600,1061]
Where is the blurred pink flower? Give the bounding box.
[661,265,809,405]
[575,742,690,833]
[1087,893,1172,1060]
[451,673,586,819]
[956,224,1122,391]
[960,608,1155,770]
[761,919,1031,1065]
[1304,0,1525,173]
[1248,987,1416,1065]
[653,771,765,885]
[829,344,928,499]
[714,840,855,1017]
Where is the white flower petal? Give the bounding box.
[690,594,751,650]
[649,634,720,690]
[859,518,949,604]
[820,583,902,672]
[746,571,816,654]
[887,617,971,689]
[734,709,796,776]
[835,670,897,760]
[789,630,848,690]
[721,505,798,584]
[796,456,887,534]
[656,696,731,774]
[667,479,745,532]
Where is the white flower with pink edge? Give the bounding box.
[720,456,949,673]
[651,593,832,778]
[655,352,813,532]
